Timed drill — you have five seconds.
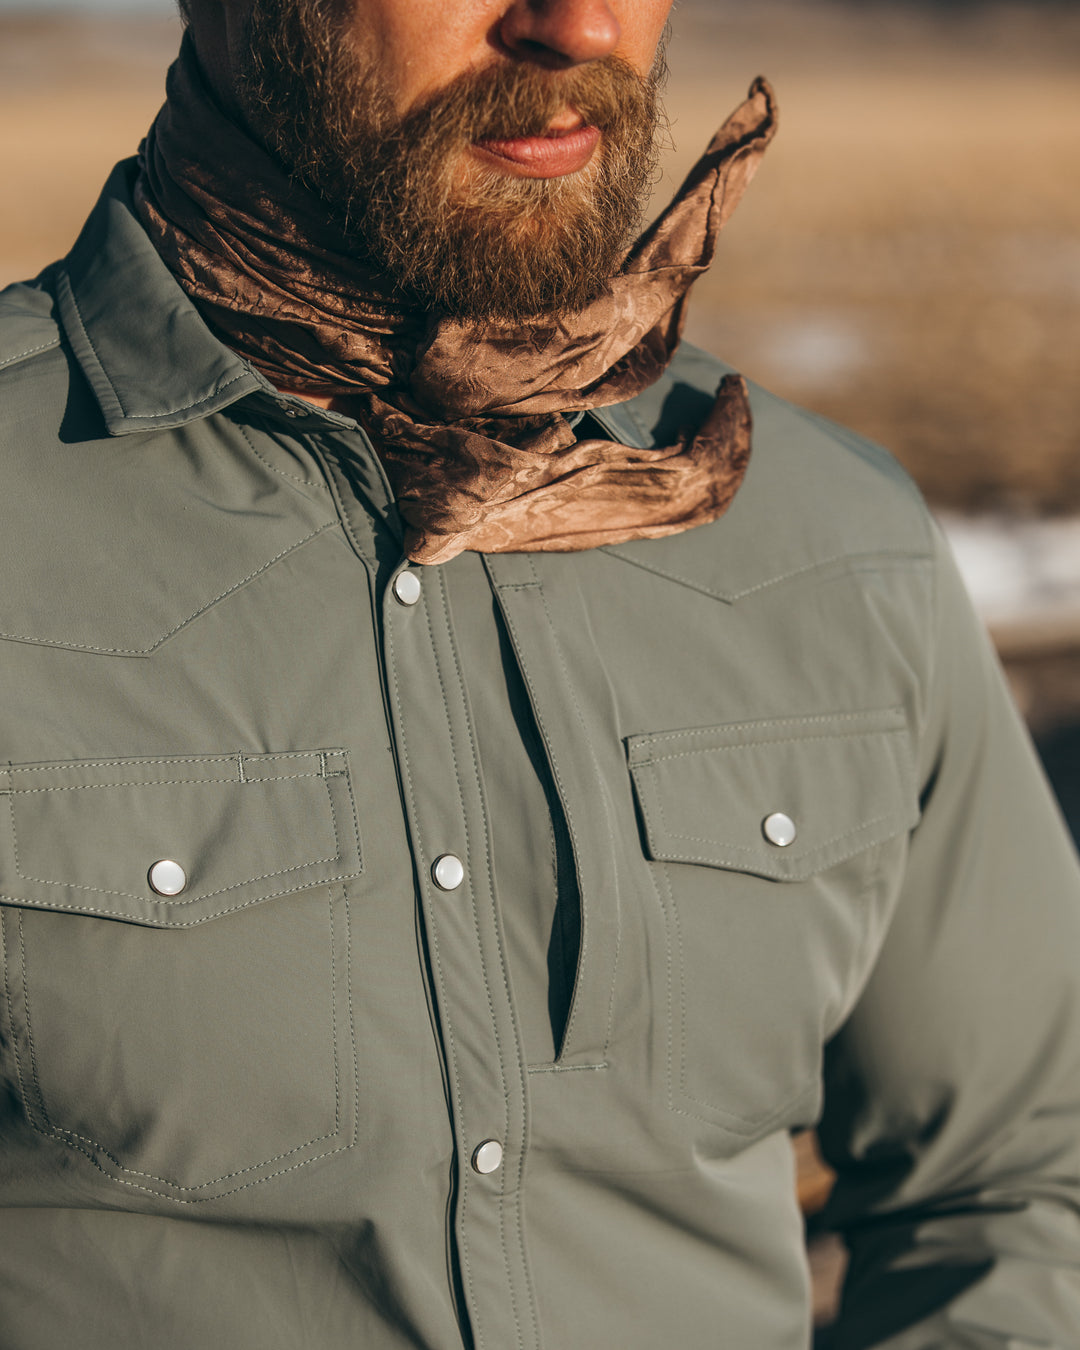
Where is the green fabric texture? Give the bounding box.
[1,161,1080,1348]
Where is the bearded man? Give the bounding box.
[1,1,1079,1346]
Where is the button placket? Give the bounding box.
[381,559,536,1349]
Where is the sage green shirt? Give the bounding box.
[2,162,1079,1349]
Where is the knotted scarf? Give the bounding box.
[136,38,777,564]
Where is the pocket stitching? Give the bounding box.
[679,1070,821,1133]
[652,787,899,860]
[632,722,914,880]
[659,857,825,1131]
[644,857,821,1133]
[629,707,904,756]
[630,711,911,1130]
[3,762,363,922]
[4,751,338,775]
[632,725,906,766]
[11,896,350,1195]
[1,910,50,1132]
[0,878,360,927]
[636,762,904,878]
[6,778,343,905]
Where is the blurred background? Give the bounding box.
[2,0,1079,1335]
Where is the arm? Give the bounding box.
[821,521,1080,1348]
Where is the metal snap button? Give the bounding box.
[432,854,465,891]
[392,571,422,606]
[471,1139,503,1175]
[148,859,188,896]
[762,812,797,848]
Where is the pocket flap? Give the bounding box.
[626,709,917,882]
[0,750,361,926]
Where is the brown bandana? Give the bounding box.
[136,38,777,565]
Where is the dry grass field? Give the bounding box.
[658,2,1080,516]
[0,14,178,284]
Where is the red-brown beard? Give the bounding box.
[236,0,666,322]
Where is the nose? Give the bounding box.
[497,0,622,68]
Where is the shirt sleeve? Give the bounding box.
[819,518,1080,1348]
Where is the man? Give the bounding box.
[1,1,1078,1346]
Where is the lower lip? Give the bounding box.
[473,125,601,178]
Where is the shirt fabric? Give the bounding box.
[1,161,1080,1349]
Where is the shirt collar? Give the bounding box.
[55,158,268,437]
[54,158,653,451]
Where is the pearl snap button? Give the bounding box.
[762,812,797,848]
[472,1140,503,1175]
[392,571,422,606]
[148,859,188,896]
[432,854,465,891]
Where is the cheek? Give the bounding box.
[614,0,673,74]
[350,0,504,112]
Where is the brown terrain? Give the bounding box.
[2,2,1079,1333]
[660,2,1080,519]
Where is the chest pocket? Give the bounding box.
[627,709,918,1140]
[0,750,362,1203]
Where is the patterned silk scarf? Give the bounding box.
[136,37,777,564]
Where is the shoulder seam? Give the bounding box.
[0,337,61,373]
[600,544,932,604]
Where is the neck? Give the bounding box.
[280,389,338,411]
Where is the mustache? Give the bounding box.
[388,53,663,146]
